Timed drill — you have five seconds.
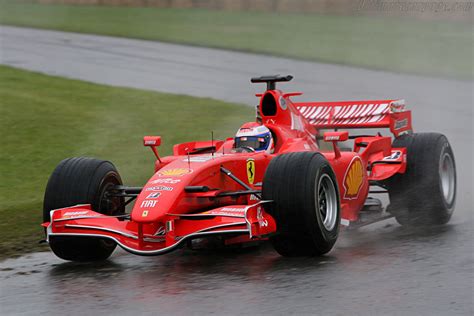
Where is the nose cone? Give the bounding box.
[130,152,261,223]
[131,166,194,223]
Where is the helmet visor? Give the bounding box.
[235,134,270,151]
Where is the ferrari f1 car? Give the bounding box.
[42,75,457,261]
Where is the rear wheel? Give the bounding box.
[385,133,456,226]
[43,157,125,261]
[262,152,340,257]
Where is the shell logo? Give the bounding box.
[343,157,364,199]
[158,168,192,177]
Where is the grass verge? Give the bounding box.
[0,65,253,259]
[0,2,473,79]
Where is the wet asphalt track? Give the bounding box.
[0,26,473,315]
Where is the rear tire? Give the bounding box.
[262,152,340,257]
[385,133,456,226]
[43,157,125,261]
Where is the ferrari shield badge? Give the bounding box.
[246,159,255,184]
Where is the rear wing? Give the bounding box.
[294,99,412,137]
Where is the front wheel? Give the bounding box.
[43,157,125,261]
[262,152,340,257]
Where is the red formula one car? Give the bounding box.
[42,75,457,261]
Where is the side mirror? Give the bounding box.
[143,136,161,147]
[143,136,162,162]
[322,131,348,159]
[323,131,349,142]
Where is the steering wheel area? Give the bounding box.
[234,146,256,153]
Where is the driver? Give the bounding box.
[234,122,274,153]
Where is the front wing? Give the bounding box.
[44,202,276,256]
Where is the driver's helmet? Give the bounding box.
[234,122,274,153]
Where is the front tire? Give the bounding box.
[262,152,340,257]
[43,157,125,261]
[385,133,456,226]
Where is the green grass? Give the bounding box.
[0,2,473,79]
[0,65,253,259]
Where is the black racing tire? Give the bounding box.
[43,157,125,262]
[262,152,340,257]
[384,133,456,226]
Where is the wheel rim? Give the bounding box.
[98,175,123,248]
[439,152,455,205]
[98,173,124,216]
[316,174,338,231]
